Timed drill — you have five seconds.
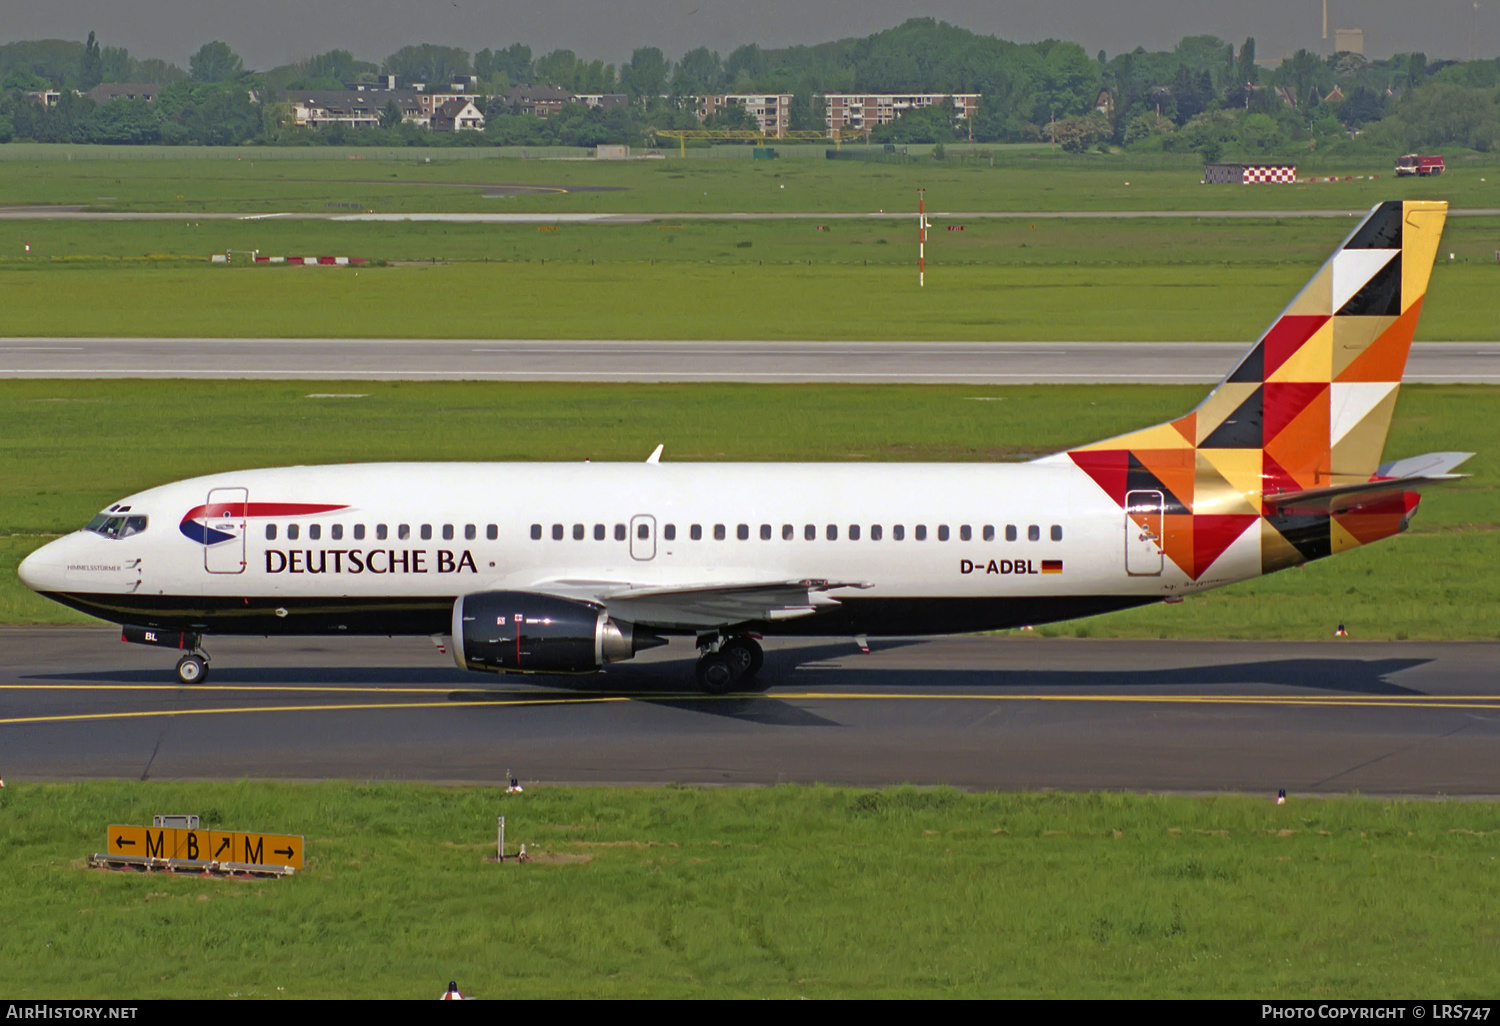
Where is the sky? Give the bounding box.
[3,0,1497,70]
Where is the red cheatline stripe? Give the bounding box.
[182,502,348,521]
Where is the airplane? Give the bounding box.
[18,200,1470,693]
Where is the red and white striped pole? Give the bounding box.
[918,188,927,287]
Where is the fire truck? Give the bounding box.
[1395,154,1445,176]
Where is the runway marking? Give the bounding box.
[4,690,1500,727]
[0,695,630,726]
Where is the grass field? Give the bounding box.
[0,146,1486,214]
[2,380,1493,639]
[2,782,1497,998]
[2,210,1494,340]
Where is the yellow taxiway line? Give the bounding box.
[3,688,1499,727]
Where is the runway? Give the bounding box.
[3,339,1498,383]
[4,628,1498,795]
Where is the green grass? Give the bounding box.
[2,213,1494,340]
[2,380,1494,638]
[2,782,1497,997]
[0,146,1487,214]
[0,260,1492,341]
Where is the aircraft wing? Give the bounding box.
[529,578,872,630]
[1262,451,1474,514]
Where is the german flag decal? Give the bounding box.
[1041,559,1063,574]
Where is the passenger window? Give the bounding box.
[1051,525,1063,541]
[663,524,676,541]
[804,524,816,541]
[530,524,542,540]
[266,524,277,541]
[849,525,861,541]
[443,524,454,541]
[288,524,300,541]
[826,524,838,541]
[760,524,772,541]
[893,525,905,541]
[573,524,585,540]
[309,524,321,541]
[782,524,794,541]
[637,523,649,540]
[464,524,476,541]
[714,524,726,541]
[1028,525,1040,542]
[377,524,388,541]
[399,524,411,541]
[983,525,995,542]
[937,525,949,542]
[419,524,431,541]
[594,524,606,541]
[871,524,883,541]
[615,524,627,541]
[551,524,563,540]
[915,525,927,541]
[487,525,498,541]
[1005,525,1017,542]
[691,524,702,540]
[737,524,749,541]
[331,524,343,541]
[960,525,971,542]
[355,524,366,540]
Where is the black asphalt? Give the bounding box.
[3,628,1498,795]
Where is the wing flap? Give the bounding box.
[528,578,871,630]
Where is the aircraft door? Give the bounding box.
[203,487,248,574]
[629,514,656,561]
[1124,489,1164,577]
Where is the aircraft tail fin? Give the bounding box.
[1061,200,1450,580]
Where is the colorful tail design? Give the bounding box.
[1064,200,1449,581]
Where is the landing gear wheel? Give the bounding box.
[721,636,764,680]
[175,654,208,685]
[696,653,738,694]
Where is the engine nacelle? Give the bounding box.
[451,591,667,675]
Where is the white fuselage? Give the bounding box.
[19,459,1261,638]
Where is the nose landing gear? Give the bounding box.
[175,652,210,685]
[695,633,763,694]
[121,625,211,685]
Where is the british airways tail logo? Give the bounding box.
[180,503,349,545]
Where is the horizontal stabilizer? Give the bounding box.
[1263,452,1473,513]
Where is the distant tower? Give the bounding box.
[1322,0,1328,46]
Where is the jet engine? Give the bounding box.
[452,591,667,674]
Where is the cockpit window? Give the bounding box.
[85,514,147,539]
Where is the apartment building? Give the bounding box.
[824,93,979,132]
[695,94,793,137]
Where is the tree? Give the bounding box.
[671,47,723,97]
[383,44,470,87]
[79,31,102,90]
[872,99,959,143]
[1337,85,1385,127]
[1235,38,1258,87]
[621,47,668,103]
[535,49,578,88]
[83,98,159,144]
[380,99,404,130]
[190,41,244,83]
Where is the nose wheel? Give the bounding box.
[175,653,209,685]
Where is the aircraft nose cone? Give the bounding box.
[17,544,60,592]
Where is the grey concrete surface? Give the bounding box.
[4,628,1498,794]
[3,339,1498,383]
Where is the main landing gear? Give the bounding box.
[695,633,763,694]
